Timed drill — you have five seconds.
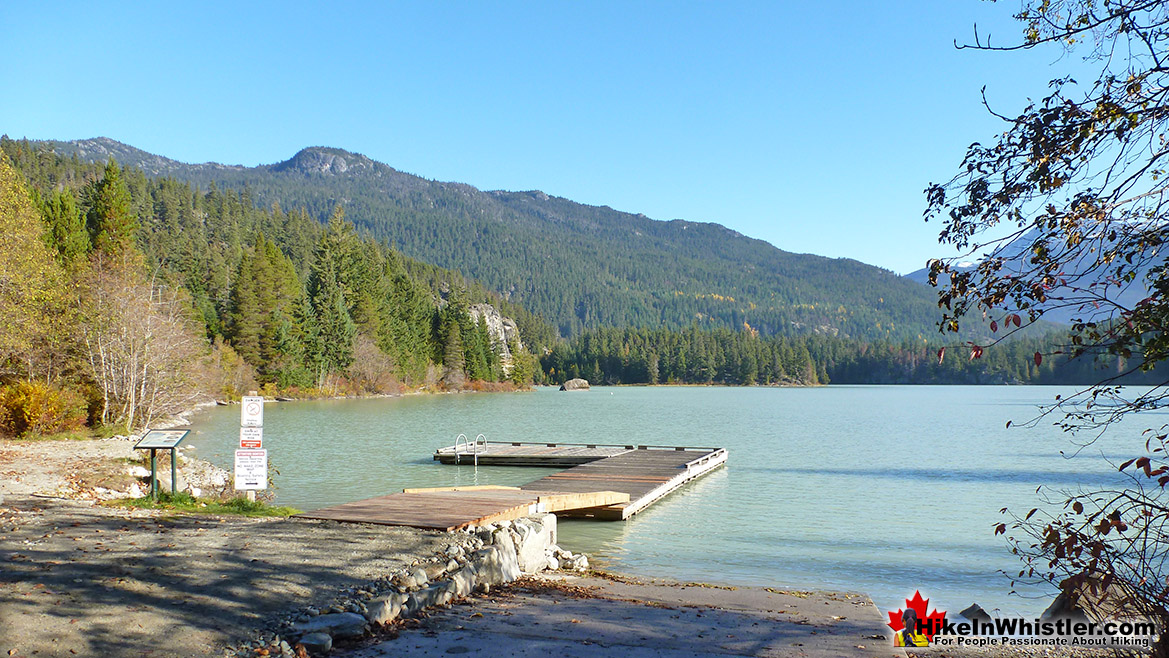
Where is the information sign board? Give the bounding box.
[234,449,267,490]
[134,429,190,450]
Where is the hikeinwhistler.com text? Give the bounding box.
[921,617,1158,649]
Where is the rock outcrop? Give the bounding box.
[559,378,590,391]
[468,303,523,373]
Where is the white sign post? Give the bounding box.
[233,449,268,490]
[235,394,266,499]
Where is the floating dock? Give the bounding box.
[520,446,727,520]
[298,441,727,530]
[433,441,633,467]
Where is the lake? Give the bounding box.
[185,385,1145,618]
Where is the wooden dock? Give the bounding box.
[297,486,630,531]
[520,446,728,520]
[299,442,727,529]
[433,441,632,467]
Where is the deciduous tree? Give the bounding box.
[926,3,1169,649]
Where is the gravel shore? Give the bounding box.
[337,574,1123,658]
[0,494,457,657]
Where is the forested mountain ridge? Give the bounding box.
[0,140,548,439]
[36,137,944,341]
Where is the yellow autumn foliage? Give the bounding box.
[0,153,67,373]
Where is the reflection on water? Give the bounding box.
[187,385,1136,617]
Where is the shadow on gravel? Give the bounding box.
[0,496,449,658]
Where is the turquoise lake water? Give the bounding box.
[184,385,1150,618]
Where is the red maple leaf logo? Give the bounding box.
[887,590,947,641]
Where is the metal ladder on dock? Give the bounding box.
[453,433,487,465]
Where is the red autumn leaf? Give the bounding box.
[990,320,998,333]
[969,345,983,360]
[1034,352,1042,366]
[1136,457,1151,476]
[936,347,945,364]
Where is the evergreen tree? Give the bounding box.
[440,306,466,388]
[85,160,138,257]
[37,189,89,265]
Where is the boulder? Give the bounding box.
[542,514,557,545]
[291,612,367,639]
[365,592,407,625]
[156,469,188,494]
[559,378,590,391]
[450,565,478,597]
[1042,576,1139,624]
[391,571,419,591]
[513,516,556,574]
[959,603,993,625]
[1040,590,1091,624]
[405,583,453,616]
[297,633,332,654]
[410,566,430,587]
[491,527,516,557]
[422,561,448,581]
[471,545,521,586]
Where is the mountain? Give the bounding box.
[37,137,945,340]
[904,230,1157,326]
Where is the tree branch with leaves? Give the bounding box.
[928,1,1169,650]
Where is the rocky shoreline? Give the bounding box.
[230,514,587,656]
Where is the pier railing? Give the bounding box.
[452,433,488,465]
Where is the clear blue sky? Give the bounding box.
[1,2,1072,274]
